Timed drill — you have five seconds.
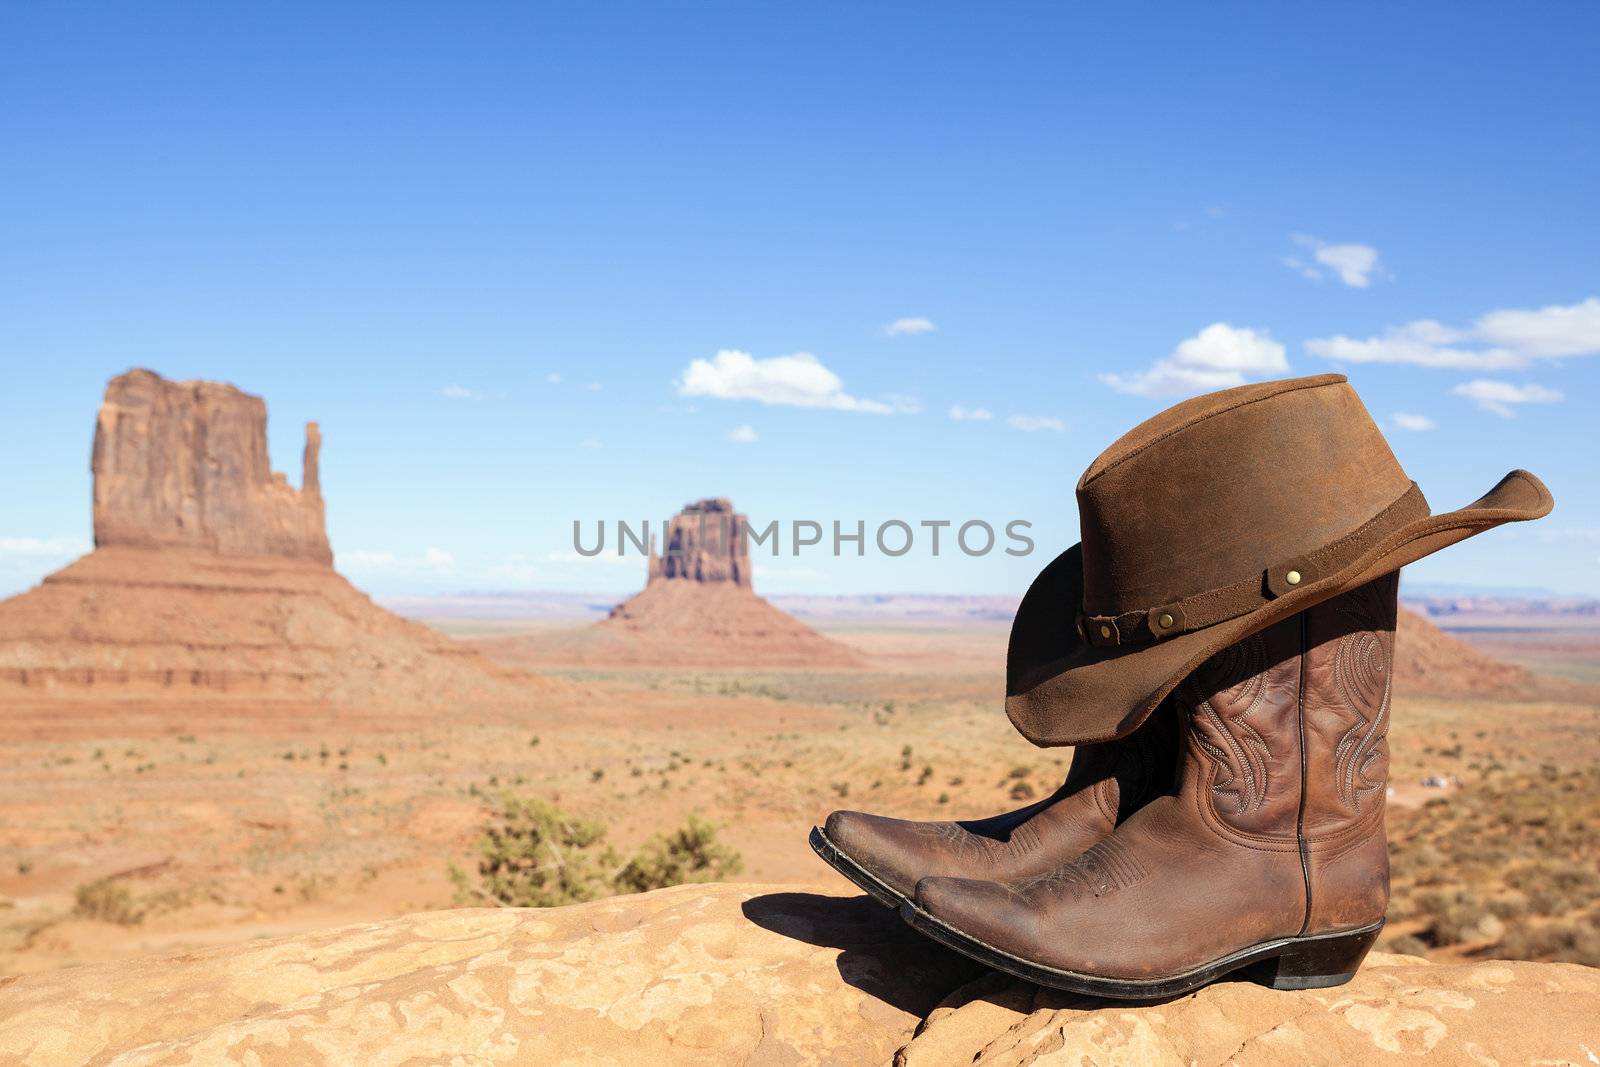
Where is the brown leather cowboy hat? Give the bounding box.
[1007,373,1553,747]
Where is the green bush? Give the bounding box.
[453,793,741,908]
[615,814,742,894]
[451,793,619,908]
[74,878,145,925]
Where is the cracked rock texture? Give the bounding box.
[1,883,1596,1066]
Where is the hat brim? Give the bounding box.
[1006,469,1554,747]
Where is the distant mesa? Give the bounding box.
[92,368,332,564]
[1393,607,1537,697]
[0,369,535,704]
[645,498,752,589]
[598,498,864,668]
[475,498,865,670]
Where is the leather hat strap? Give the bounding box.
[1079,482,1428,649]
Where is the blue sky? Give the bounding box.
[2,3,1596,599]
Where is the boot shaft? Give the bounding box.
[1176,573,1396,838]
[1060,696,1182,825]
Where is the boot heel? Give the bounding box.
[1257,923,1382,990]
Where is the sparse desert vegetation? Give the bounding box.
[0,612,1596,978]
[1384,764,1600,966]
[448,793,741,907]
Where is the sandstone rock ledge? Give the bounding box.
[1,885,1596,1067]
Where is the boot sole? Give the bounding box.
[807,825,909,909]
[899,901,1383,1000]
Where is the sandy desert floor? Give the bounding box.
[2,619,1597,976]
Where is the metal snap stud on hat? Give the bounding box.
[1158,613,1175,629]
[1285,570,1301,586]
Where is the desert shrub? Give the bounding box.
[1382,934,1430,958]
[74,878,145,925]
[1410,887,1497,947]
[1487,894,1530,920]
[1009,781,1036,801]
[1500,921,1600,967]
[454,794,742,907]
[452,793,619,908]
[615,814,742,894]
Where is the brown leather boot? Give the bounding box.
[810,707,1178,907]
[903,574,1397,998]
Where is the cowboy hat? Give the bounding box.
[1007,373,1553,747]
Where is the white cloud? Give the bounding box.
[948,405,993,422]
[1307,296,1600,370]
[882,317,936,337]
[676,349,907,414]
[441,385,475,399]
[1306,323,1521,370]
[1450,379,1563,418]
[880,393,922,414]
[1281,255,1321,282]
[1392,412,1437,432]
[0,536,89,558]
[1287,235,1385,288]
[1474,297,1600,358]
[546,373,563,385]
[728,424,758,443]
[1008,414,1066,433]
[1101,323,1289,397]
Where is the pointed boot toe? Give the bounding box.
[812,810,929,905]
[809,712,1179,907]
[908,875,1046,960]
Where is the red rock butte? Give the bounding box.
[92,369,333,564]
[0,369,535,705]
[595,498,864,669]
[646,498,753,589]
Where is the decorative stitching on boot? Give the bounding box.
[1015,837,1148,899]
[1186,634,1271,816]
[1331,578,1395,814]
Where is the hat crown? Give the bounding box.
[1076,375,1413,617]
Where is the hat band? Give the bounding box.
[1079,482,1429,649]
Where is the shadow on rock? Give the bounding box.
[741,891,989,1017]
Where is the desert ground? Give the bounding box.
[3,604,1597,978]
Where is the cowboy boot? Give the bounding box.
[811,706,1179,907]
[903,573,1398,998]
